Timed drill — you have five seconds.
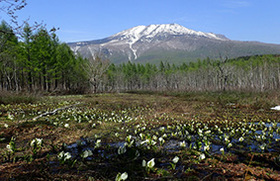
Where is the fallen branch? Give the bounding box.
[33,103,82,121]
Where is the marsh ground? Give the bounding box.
[0,91,280,180]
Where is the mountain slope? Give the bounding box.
[68,24,280,64]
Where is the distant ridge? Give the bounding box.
[68,24,280,64]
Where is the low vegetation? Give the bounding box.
[1,91,280,180]
[0,91,40,105]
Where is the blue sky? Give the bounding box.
[2,0,280,44]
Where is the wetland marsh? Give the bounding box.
[0,92,280,180]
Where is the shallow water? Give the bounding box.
[64,120,280,159]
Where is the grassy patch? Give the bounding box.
[0,92,41,105]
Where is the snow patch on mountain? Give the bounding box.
[100,24,227,60]
[112,24,227,41]
[69,23,233,61]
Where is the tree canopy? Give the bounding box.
[0,21,88,93]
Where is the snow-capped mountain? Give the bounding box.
[68,24,280,64]
[107,24,228,60]
[112,23,226,42]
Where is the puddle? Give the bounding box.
[163,140,181,152]
[64,136,279,158]
[251,122,280,128]
[211,144,225,154]
[63,121,280,160]
[108,141,126,148]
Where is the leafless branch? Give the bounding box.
[32,103,82,121]
[0,0,42,36]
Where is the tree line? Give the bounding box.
[0,21,88,93]
[1,18,280,94]
[99,54,280,93]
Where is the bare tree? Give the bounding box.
[216,55,234,91]
[0,0,27,55]
[83,55,110,93]
[0,0,27,32]
[0,0,41,39]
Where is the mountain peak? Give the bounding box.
[106,23,228,60]
[68,23,280,64]
[111,23,227,41]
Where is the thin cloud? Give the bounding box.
[218,0,251,14]
[223,0,251,9]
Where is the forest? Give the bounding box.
[1,19,280,94]
[102,54,280,93]
[0,21,88,93]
